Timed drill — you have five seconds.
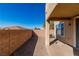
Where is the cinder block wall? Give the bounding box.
[0,30,32,56]
[0,31,9,56]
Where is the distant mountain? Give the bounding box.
[0,28,2,30]
[1,26,27,30]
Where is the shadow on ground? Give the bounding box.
[59,40,79,56]
[50,39,58,45]
[60,40,79,56]
[10,31,38,56]
[50,39,79,56]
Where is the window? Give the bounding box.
[56,22,64,37]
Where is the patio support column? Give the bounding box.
[45,3,58,55]
[45,20,50,55]
[45,20,50,47]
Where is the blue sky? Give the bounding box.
[0,3,45,29]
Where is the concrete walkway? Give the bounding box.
[33,30,48,56]
[49,39,79,56]
[49,40,74,56]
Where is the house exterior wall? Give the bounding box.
[59,19,76,47]
[46,3,79,48]
[48,19,75,56]
[46,3,79,55]
[46,3,57,20]
[45,4,58,49]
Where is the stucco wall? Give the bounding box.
[60,19,75,47]
[34,29,45,38]
[0,30,32,55]
[46,3,57,20]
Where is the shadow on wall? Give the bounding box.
[10,31,38,56]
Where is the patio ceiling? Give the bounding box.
[50,3,79,18]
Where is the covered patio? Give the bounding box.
[45,3,79,56]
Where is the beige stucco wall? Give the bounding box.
[49,30,54,35]
[59,19,75,47]
[46,3,57,20]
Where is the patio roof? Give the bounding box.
[47,3,79,21]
